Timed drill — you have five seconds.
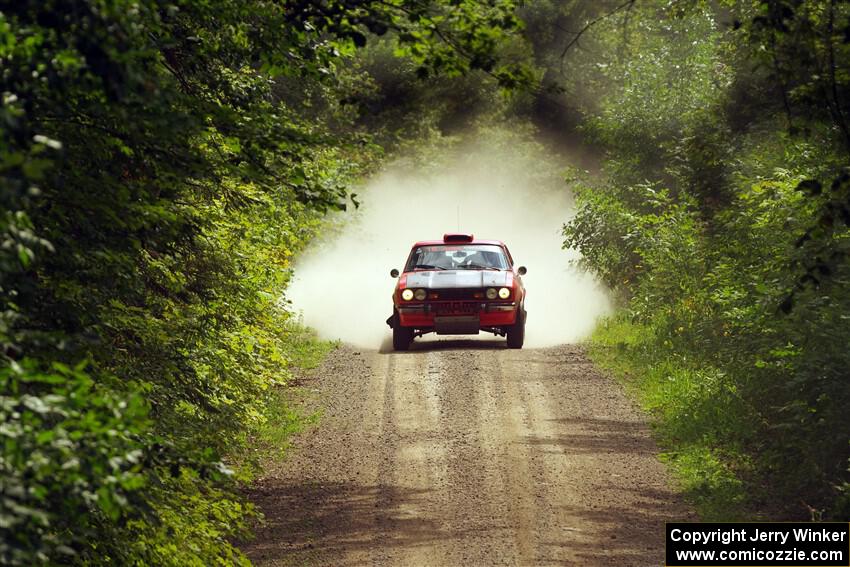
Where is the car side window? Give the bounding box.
[503,246,514,267]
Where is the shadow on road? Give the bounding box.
[243,479,487,566]
[523,416,660,455]
[243,475,681,566]
[543,488,685,566]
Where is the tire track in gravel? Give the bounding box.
[242,342,696,566]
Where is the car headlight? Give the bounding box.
[498,287,510,299]
[486,288,498,300]
[414,289,426,301]
[401,289,414,301]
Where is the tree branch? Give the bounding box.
[559,0,637,61]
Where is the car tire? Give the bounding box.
[392,322,413,351]
[506,309,525,349]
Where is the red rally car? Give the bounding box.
[386,234,527,351]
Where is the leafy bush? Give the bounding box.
[0,361,149,564]
[561,1,850,518]
[1,0,528,563]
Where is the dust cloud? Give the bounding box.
[286,135,611,348]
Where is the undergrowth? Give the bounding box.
[251,323,335,462]
[589,316,752,522]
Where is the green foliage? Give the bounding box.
[0,361,148,564]
[561,0,850,519]
[279,323,339,372]
[119,473,253,567]
[591,316,752,521]
[0,0,526,563]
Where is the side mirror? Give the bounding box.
[390,268,400,278]
[517,266,527,276]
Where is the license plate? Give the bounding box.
[437,301,477,314]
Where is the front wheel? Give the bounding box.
[506,309,525,349]
[393,323,413,351]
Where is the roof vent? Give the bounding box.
[443,233,474,243]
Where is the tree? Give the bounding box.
[0,0,527,562]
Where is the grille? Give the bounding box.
[430,288,481,300]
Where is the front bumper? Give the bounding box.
[389,301,519,332]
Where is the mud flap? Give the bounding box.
[386,313,395,329]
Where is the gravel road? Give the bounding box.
[243,340,695,566]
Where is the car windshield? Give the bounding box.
[405,244,509,271]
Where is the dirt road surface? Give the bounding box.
[243,341,695,566]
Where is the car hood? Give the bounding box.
[405,270,511,289]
